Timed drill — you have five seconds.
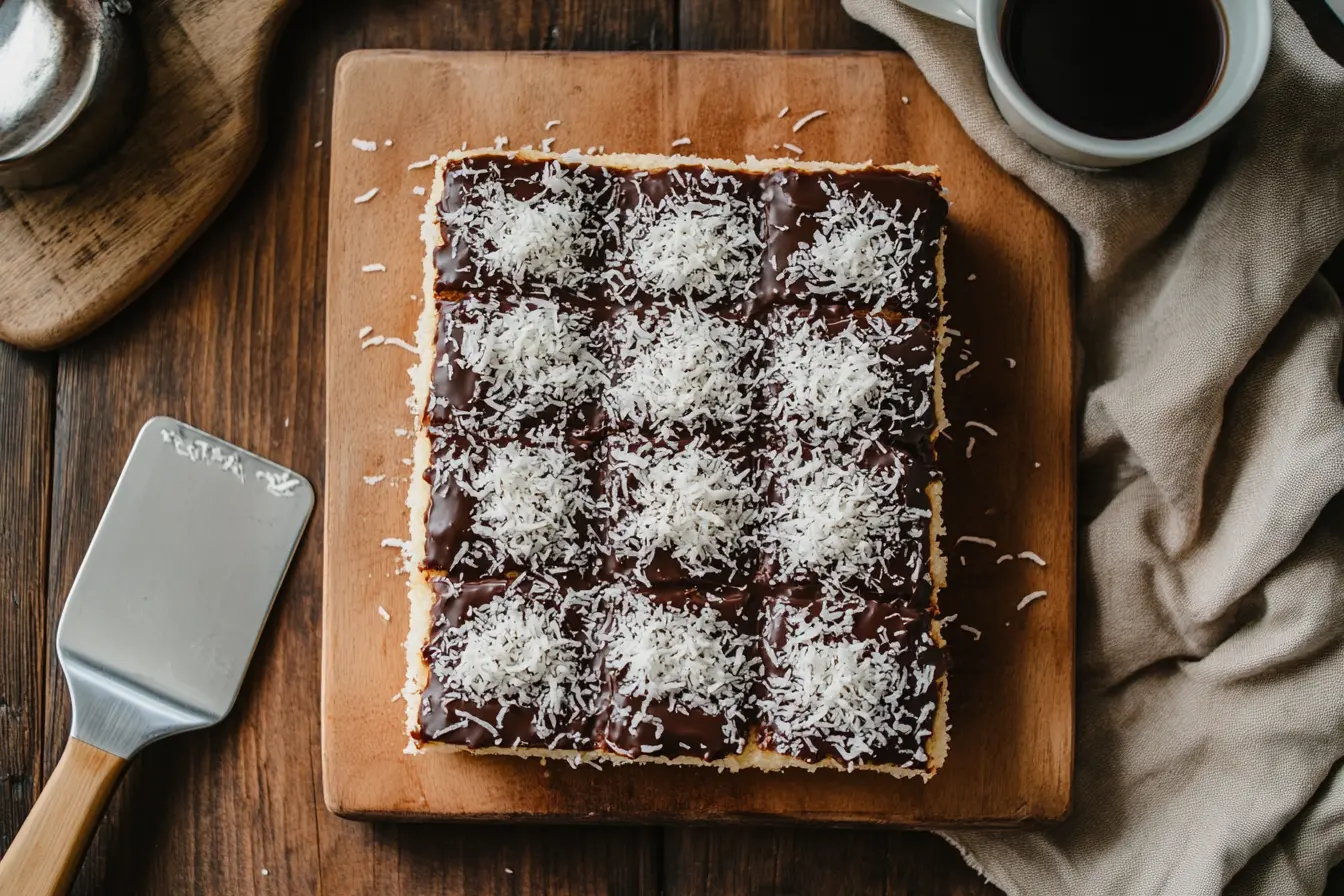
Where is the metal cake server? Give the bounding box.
[0,417,312,895]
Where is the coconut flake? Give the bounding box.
[351,138,377,152]
[1017,590,1047,610]
[791,110,827,132]
[764,313,932,444]
[354,187,379,204]
[1018,551,1046,567]
[956,535,997,548]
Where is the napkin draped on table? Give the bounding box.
[840,1,1344,893]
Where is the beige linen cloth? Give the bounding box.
[840,1,1344,893]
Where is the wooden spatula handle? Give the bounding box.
[0,738,126,895]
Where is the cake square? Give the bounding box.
[761,306,938,448]
[435,156,617,300]
[758,440,939,605]
[608,165,764,315]
[757,168,946,318]
[601,299,763,439]
[421,430,602,578]
[416,575,604,751]
[428,294,608,439]
[594,584,758,762]
[756,587,946,770]
[600,432,761,587]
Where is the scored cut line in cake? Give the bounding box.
[405,149,950,778]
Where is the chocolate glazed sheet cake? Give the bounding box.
[401,148,952,779]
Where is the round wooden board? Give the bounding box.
[0,0,295,351]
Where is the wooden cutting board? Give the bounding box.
[323,50,1075,824]
[0,0,294,351]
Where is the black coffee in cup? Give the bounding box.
[1001,0,1226,140]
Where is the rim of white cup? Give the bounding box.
[976,0,1274,161]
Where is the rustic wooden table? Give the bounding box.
[1,2,1341,894]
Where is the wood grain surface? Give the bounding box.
[323,50,1075,824]
[0,0,294,350]
[0,0,1338,893]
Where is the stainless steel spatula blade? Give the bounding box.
[0,416,312,895]
[56,416,313,757]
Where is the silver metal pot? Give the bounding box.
[0,0,143,189]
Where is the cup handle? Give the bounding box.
[896,0,977,27]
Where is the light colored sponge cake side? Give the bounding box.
[404,149,949,776]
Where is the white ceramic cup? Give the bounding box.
[898,0,1273,168]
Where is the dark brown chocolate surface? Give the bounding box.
[759,441,938,605]
[417,577,603,751]
[755,168,946,318]
[762,306,937,448]
[757,587,945,768]
[596,586,757,761]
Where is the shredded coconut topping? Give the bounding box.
[607,439,760,582]
[615,170,763,306]
[761,445,930,594]
[434,436,596,573]
[760,597,940,765]
[764,313,932,443]
[601,586,757,744]
[449,298,605,431]
[444,161,604,292]
[782,180,925,313]
[429,578,600,739]
[604,304,760,436]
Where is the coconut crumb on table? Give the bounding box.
[1017,590,1047,610]
[967,273,977,281]
[776,105,790,118]
[955,361,980,382]
[407,155,437,170]
[541,137,556,152]
[313,140,323,148]
[363,474,386,486]
[966,420,998,436]
[383,138,393,146]
[965,436,976,458]
[413,185,426,196]
[956,535,997,548]
[782,142,803,155]
[945,327,962,337]
[1006,357,1017,368]
[792,110,827,132]
[377,605,391,622]
[351,137,377,151]
[671,136,691,148]
[901,96,910,104]
[1018,550,1047,566]
[996,554,1013,564]
[960,624,982,640]
[358,325,373,338]
[544,119,561,130]
[361,263,386,273]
